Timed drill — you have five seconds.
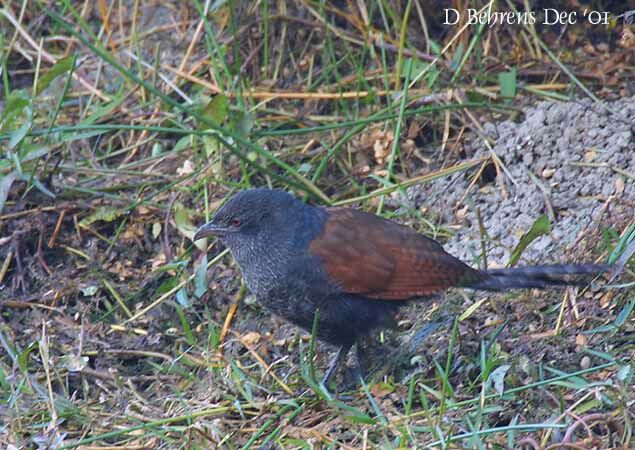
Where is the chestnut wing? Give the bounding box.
[309,208,481,300]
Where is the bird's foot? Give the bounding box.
[341,364,365,390]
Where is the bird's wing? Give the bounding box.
[309,207,482,300]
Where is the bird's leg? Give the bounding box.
[345,342,366,385]
[321,345,351,388]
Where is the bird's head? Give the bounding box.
[194,188,301,250]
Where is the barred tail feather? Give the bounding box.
[465,264,610,291]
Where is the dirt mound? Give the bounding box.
[409,97,634,266]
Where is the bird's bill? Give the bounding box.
[194,222,228,240]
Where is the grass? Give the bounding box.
[1,0,634,448]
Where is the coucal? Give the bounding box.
[194,188,609,386]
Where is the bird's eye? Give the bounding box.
[231,218,241,227]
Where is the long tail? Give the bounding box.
[465,264,610,291]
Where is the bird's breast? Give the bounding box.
[229,241,294,296]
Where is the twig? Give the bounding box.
[219,283,245,347]
[562,412,611,443]
[37,230,53,276]
[47,209,66,248]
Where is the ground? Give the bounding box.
[0,1,634,449]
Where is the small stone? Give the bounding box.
[542,168,556,179]
[580,356,591,370]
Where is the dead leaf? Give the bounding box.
[177,159,195,176]
[149,252,167,270]
[407,121,421,139]
[401,139,415,154]
[370,382,394,398]
[241,331,261,346]
[122,223,144,241]
[455,205,469,220]
[618,26,634,49]
[373,139,389,164]
[615,176,625,194]
[352,126,394,166]
[584,150,597,162]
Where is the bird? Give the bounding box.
[194,188,609,387]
